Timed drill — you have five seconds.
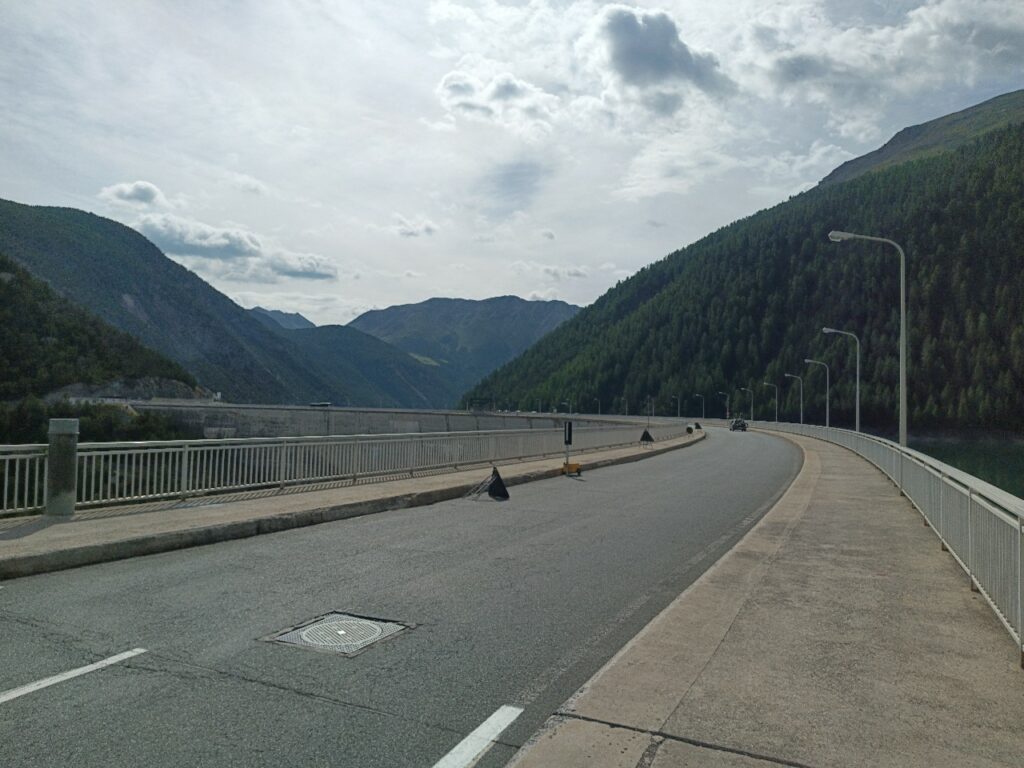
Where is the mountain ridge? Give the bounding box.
[350,295,579,397]
[819,88,1024,186]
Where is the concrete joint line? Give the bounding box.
[557,712,819,768]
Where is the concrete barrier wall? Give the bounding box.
[130,400,627,438]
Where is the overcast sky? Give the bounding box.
[2,1,1021,324]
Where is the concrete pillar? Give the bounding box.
[45,418,79,517]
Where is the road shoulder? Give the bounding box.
[508,434,1023,768]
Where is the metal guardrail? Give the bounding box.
[1,422,692,515]
[760,421,1023,666]
[0,445,47,514]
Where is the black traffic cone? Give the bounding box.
[486,467,509,500]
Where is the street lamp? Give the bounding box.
[594,397,601,415]
[829,230,906,446]
[762,382,778,422]
[739,386,753,420]
[671,394,681,419]
[804,358,830,428]
[717,391,729,419]
[784,374,803,424]
[693,394,705,420]
[823,326,861,432]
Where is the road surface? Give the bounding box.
[0,428,801,767]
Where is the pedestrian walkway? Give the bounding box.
[0,431,703,580]
[509,434,1023,768]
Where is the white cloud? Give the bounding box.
[2,0,1021,324]
[393,213,439,238]
[135,212,336,281]
[512,260,589,281]
[98,180,169,208]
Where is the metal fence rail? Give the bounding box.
[760,421,1024,666]
[0,445,47,514]
[2,422,692,515]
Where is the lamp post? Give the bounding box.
[594,397,601,416]
[829,230,906,446]
[693,394,705,420]
[784,374,803,424]
[762,382,778,422]
[823,326,860,432]
[805,358,830,428]
[717,391,729,419]
[740,386,753,420]
[671,394,681,419]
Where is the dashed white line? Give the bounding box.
[0,648,147,704]
[432,705,524,768]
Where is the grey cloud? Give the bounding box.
[513,260,588,281]
[646,219,666,228]
[642,91,684,116]
[488,75,526,100]
[136,213,260,260]
[99,180,168,207]
[602,8,736,95]
[773,54,833,84]
[393,214,438,238]
[135,213,335,281]
[540,229,555,240]
[436,70,557,133]
[478,160,549,217]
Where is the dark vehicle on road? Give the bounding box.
[730,418,748,431]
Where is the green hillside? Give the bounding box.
[0,200,458,408]
[0,250,195,400]
[465,121,1024,432]
[820,89,1024,186]
[350,296,579,395]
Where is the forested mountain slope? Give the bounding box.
[0,200,455,407]
[0,251,196,401]
[820,89,1024,186]
[350,296,579,395]
[466,122,1024,431]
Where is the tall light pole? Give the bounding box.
[739,386,753,420]
[717,391,729,419]
[784,374,803,424]
[594,397,601,416]
[805,358,830,428]
[693,393,705,420]
[671,394,681,418]
[829,230,906,446]
[823,326,860,432]
[762,382,778,422]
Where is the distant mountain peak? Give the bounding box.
[247,305,316,330]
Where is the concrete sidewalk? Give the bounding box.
[0,431,703,580]
[509,434,1023,768]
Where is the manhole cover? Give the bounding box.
[265,612,409,656]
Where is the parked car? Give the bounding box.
[729,418,748,432]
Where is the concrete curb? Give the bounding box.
[0,432,705,580]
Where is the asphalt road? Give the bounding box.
[0,428,801,768]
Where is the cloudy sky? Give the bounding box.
[2,1,1021,324]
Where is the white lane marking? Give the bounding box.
[0,648,147,705]
[433,705,524,768]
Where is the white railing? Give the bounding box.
[759,421,1024,666]
[0,445,48,514]
[1,422,693,515]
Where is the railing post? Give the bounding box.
[1018,514,1023,669]
[278,441,287,489]
[45,418,79,517]
[179,444,190,500]
[968,489,979,592]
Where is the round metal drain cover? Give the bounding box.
[300,619,383,649]
[267,611,409,655]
